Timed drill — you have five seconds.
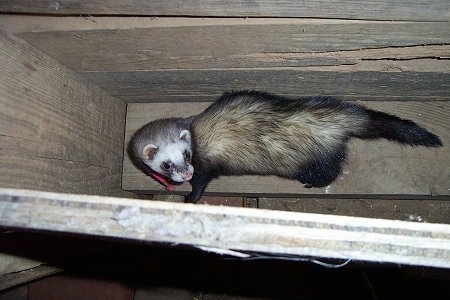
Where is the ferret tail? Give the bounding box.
[353,108,443,147]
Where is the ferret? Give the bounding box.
[129,90,442,203]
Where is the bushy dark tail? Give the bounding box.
[354,108,442,147]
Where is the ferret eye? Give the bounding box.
[184,151,191,161]
[162,162,171,171]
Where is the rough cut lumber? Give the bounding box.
[0,0,448,21]
[0,31,130,197]
[2,17,448,103]
[1,265,61,291]
[258,198,450,224]
[88,69,450,103]
[13,21,450,72]
[1,188,450,269]
[123,101,449,196]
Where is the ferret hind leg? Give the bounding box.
[296,146,347,188]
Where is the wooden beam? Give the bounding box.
[1,188,449,268]
[86,69,450,103]
[1,264,61,291]
[4,18,448,103]
[13,22,450,72]
[258,197,450,224]
[0,31,131,197]
[0,1,448,21]
[123,101,449,196]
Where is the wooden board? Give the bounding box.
[258,198,450,224]
[13,22,450,72]
[0,31,130,197]
[1,265,61,291]
[1,188,450,268]
[5,18,447,103]
[86,69,450,103]
[0,1,448,21]
[123,101,449,196]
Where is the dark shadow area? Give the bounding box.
[1,230,449,299]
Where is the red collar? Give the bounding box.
[149,171,175,191]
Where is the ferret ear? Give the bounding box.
[179,130,191,143]
[142,144,158,161]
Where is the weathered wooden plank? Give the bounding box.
[0,0,448,21]
[85,69,450,103]
[123,101,449,196]
[14,22,450,72]
[1,264,61,291]
[0,31,131,197]
[1,188,450,268]
[258,198,450,224]
[152,193,450,223]
[6,18,449,103]
[0,252,43,277]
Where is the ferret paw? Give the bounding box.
[185,193,199,203]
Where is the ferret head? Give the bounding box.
[130,118,194,183]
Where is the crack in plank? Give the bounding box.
[20,154,111,170]
[362,56,449,61]
[261,43,450,55]
[0,133,38,143]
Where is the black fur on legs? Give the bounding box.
[296,146,347,188]
[185,166,218,203]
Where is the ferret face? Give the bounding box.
[141,130,194,182]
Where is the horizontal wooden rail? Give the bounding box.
[1,1,448,21]
[1,189,449,268]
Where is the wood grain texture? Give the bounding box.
[258,198,450,224]
[0,0,449,21]
[15,22,450,72]
[1,264,61,291]
[123,101,449,196]
[0,31,130,197]
[1,188,450,268]
[7,18,449,103]
[0,253,43,276]
[85,69,450,103]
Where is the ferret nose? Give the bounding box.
[182,172,193,181]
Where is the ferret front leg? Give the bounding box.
[185,172,210,203]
